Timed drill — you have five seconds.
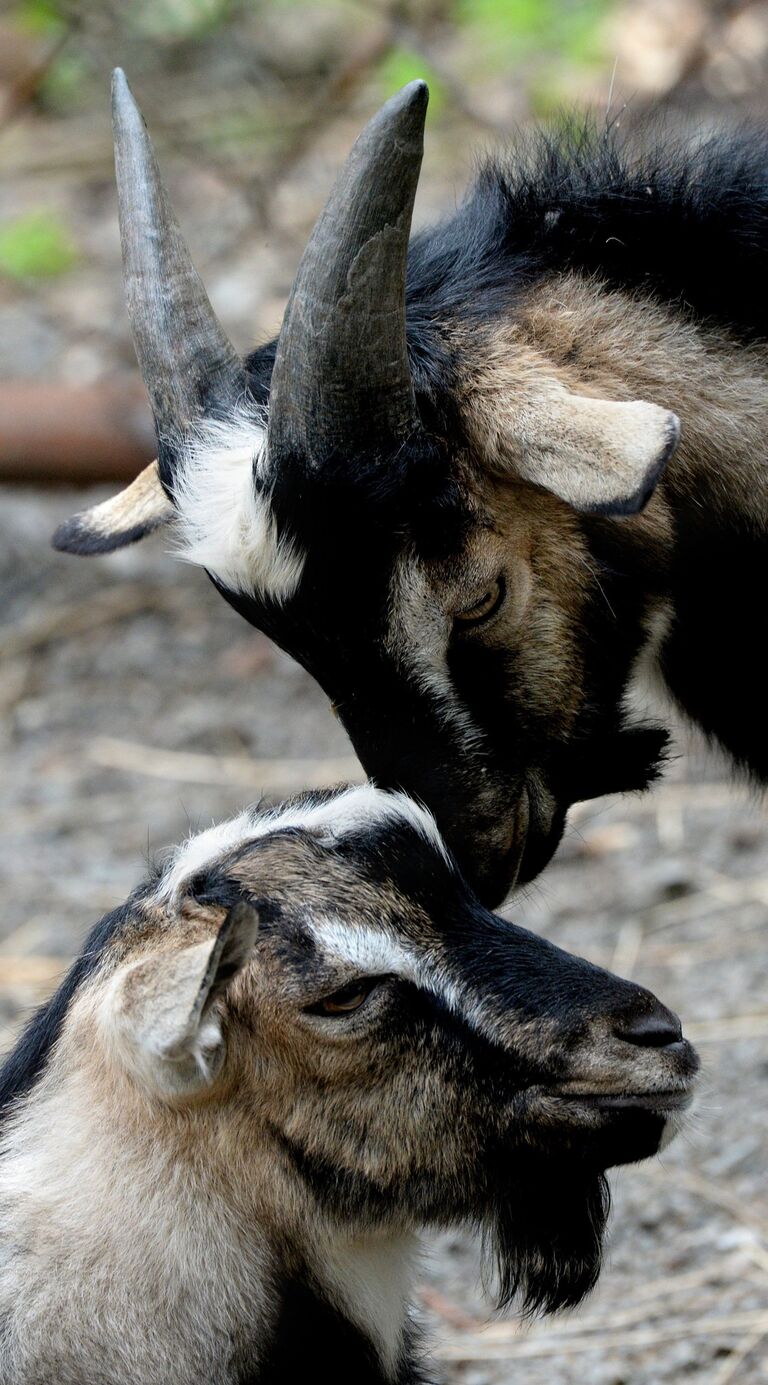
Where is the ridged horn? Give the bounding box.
[112,68,245,448]
[268,81,428,462]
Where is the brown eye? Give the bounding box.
[310,980,376,1017]
[454,576,505,628]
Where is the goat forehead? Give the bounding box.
[155,785,449,904]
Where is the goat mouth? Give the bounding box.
[537,1087,694,1167]
[557,1089,694,1115]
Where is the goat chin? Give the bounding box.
[481,1152,611,1315]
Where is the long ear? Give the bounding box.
[52,461,174,555]
[471,384,680,516]
[104,901,259,1097]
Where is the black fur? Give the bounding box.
[0,789,697,1383]
[405,118,768,353]
[243,122,768,418]
[228,119,768,905]
[661,523,768,779]
[251,1275,427,1385]
[53,117,768,905]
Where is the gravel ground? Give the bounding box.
[2,16,768,1370]
[1,488,767,1383]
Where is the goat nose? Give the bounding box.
[613,1001,682,1049]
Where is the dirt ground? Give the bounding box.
[2,2,768,1376]
[1,488,767,1383]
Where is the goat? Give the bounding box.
[54,71,768,905]
[0,785,697,1384]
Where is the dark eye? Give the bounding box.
[454,575,505,628]
[307,979,378,1017]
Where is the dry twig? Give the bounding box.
[88,736,362,793]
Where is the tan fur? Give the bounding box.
[461,272,768,527]
[83,460,172,539]
[0,808,695,1383]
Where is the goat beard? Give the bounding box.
[480,1149,611,1316]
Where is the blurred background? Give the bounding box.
[1,1,768,1380]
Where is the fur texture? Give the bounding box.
[53,114,768,904]
[0,786,697,1384]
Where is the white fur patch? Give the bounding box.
[308,918,417,980]
[170,407,305,601]
[156,784,451,905]
[0,1037,277,1385]
[624,600,674,726]
[321,1231,418,1378]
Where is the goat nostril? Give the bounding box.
[614,1004,683,1049]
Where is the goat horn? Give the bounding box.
[112,68,245,450]
[268,81,428,462]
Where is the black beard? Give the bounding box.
[481,1150,611,1315]
[273,1128,611,1317]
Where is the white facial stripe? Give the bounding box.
[170,407,305,602]
[310,904,555,1061]
[387,557,486,753]
[308,919,417,980]
[155,784,450,905]
[308,916,497,1045]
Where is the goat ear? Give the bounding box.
[476,388,680,516]
[52,460,174,555]
[106,901,259,1097]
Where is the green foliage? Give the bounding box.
[13,0,67,37]
[376,46,444,115]
[453,0,612,69]
[130,0,234,39]
[0,212,77,280]
[39,52,92,111]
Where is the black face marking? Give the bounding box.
[219,411,672,904]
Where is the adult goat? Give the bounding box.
[55,72,768,904]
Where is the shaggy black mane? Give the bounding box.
[406,117,768,344]
[245,118,768,430]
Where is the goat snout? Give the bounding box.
[594,985,699,1095]
[537,973,699,1170]
[612,996,682,1050]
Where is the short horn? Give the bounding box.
[268,81,428,462]
[112,68,245,455]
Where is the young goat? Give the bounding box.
[55,74,768,905]
[0,786,697,1384]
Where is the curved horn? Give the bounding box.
[268,81,428,462]
[112,68,245,448]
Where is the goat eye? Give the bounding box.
[309,980,376,1017]
[454,576,504,628]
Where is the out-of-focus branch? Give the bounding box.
[0,24,78,135]
[0,381,153,484]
